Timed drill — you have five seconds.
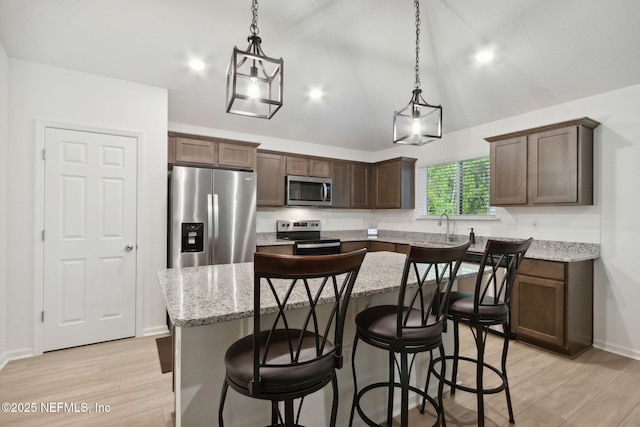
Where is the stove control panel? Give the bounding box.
[277,219,321,232]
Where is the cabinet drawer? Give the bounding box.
[518,258,565,281]
[256,245,293,255]
[369,241,396,252]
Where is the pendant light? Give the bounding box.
[393,0,442,145]
[226,0,283,119]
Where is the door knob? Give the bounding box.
[125,244,134,251]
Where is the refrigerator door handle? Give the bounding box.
[212,194,219,264]
[207,193,214,265]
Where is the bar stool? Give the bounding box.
[424,238,532,426]
[349,242,471,427]
[218,249,366,427]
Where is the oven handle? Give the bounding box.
[295,241,341,249]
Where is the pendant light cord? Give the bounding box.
[414,0,421,90]
[250,0,260,36]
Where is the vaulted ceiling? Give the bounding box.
[1,0,639,151]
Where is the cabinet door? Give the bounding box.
[331,161,351,208]
[257,152,285,206]
[489,136,527,205]
[175,137,217,165]
[512,274,565,346]
[528,126,579,204]
[309,159,332,178]
[350,163,370,208]
[218,142,256,170]
[373,161,400,208]
[286,156,309,176]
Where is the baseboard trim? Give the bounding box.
[143,325,170,337]
[593,339,640,361]
[0,347,35,371]
[0,351,8,371]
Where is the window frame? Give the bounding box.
[417,156,496,219]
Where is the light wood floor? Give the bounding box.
[0,335,174,426]
[1,329,640,426]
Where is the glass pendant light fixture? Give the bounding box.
[393,0,442,145]
[226,0,283,119]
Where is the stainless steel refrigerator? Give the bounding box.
[168,166,256,268]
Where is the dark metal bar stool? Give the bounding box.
[349,242,471,427]
[424,238,532,426]
[218,249,366,427]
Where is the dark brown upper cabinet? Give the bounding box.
[486,117,599,206]
[331,160,351,208]
[372,157,416,209]
[168,132,258,171]
[350,162,371,209]
[256,151,286,206]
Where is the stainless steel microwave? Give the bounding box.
[286,175,332,207]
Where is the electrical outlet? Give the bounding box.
[531,219,540,230]
[507,219,518,230]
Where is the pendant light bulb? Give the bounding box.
[248,65,260,99]
[411,106,421,135]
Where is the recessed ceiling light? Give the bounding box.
[189,59,206,71]
[475,50,494,63]
[309,88,324,100]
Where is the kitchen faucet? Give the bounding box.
[438,213,451,242]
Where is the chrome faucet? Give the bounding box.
[438,213,451,242]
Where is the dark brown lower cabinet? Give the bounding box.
[340,241,368,253]
[512,258,593,358]
[256,244,293,255]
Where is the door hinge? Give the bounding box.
[42,149,46,160]
[42,229,45,241]
[41,311,44,322]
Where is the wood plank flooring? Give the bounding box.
[0,335,173,426]
[1,328,639,426]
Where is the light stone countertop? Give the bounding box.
[158,251,479,328]
[256,230,600,263]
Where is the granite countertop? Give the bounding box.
[256,230,600,263]
[157,251,479,328]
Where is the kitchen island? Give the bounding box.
[158,251,478,427]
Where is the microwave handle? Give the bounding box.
[321,183,328,201]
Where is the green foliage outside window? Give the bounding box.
[425,157,491,216]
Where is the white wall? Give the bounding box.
[5,60,168,358]
[0,42,9,367]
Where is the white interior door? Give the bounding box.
[43,127,137,351]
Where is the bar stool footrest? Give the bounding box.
[430,355,507,395]
[353,381,443,427]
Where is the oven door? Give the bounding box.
[293,239,341,255]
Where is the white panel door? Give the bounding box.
[43,128,137,351]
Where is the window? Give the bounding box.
[418,157,494,216]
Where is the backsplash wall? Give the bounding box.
[257,204,600,244]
